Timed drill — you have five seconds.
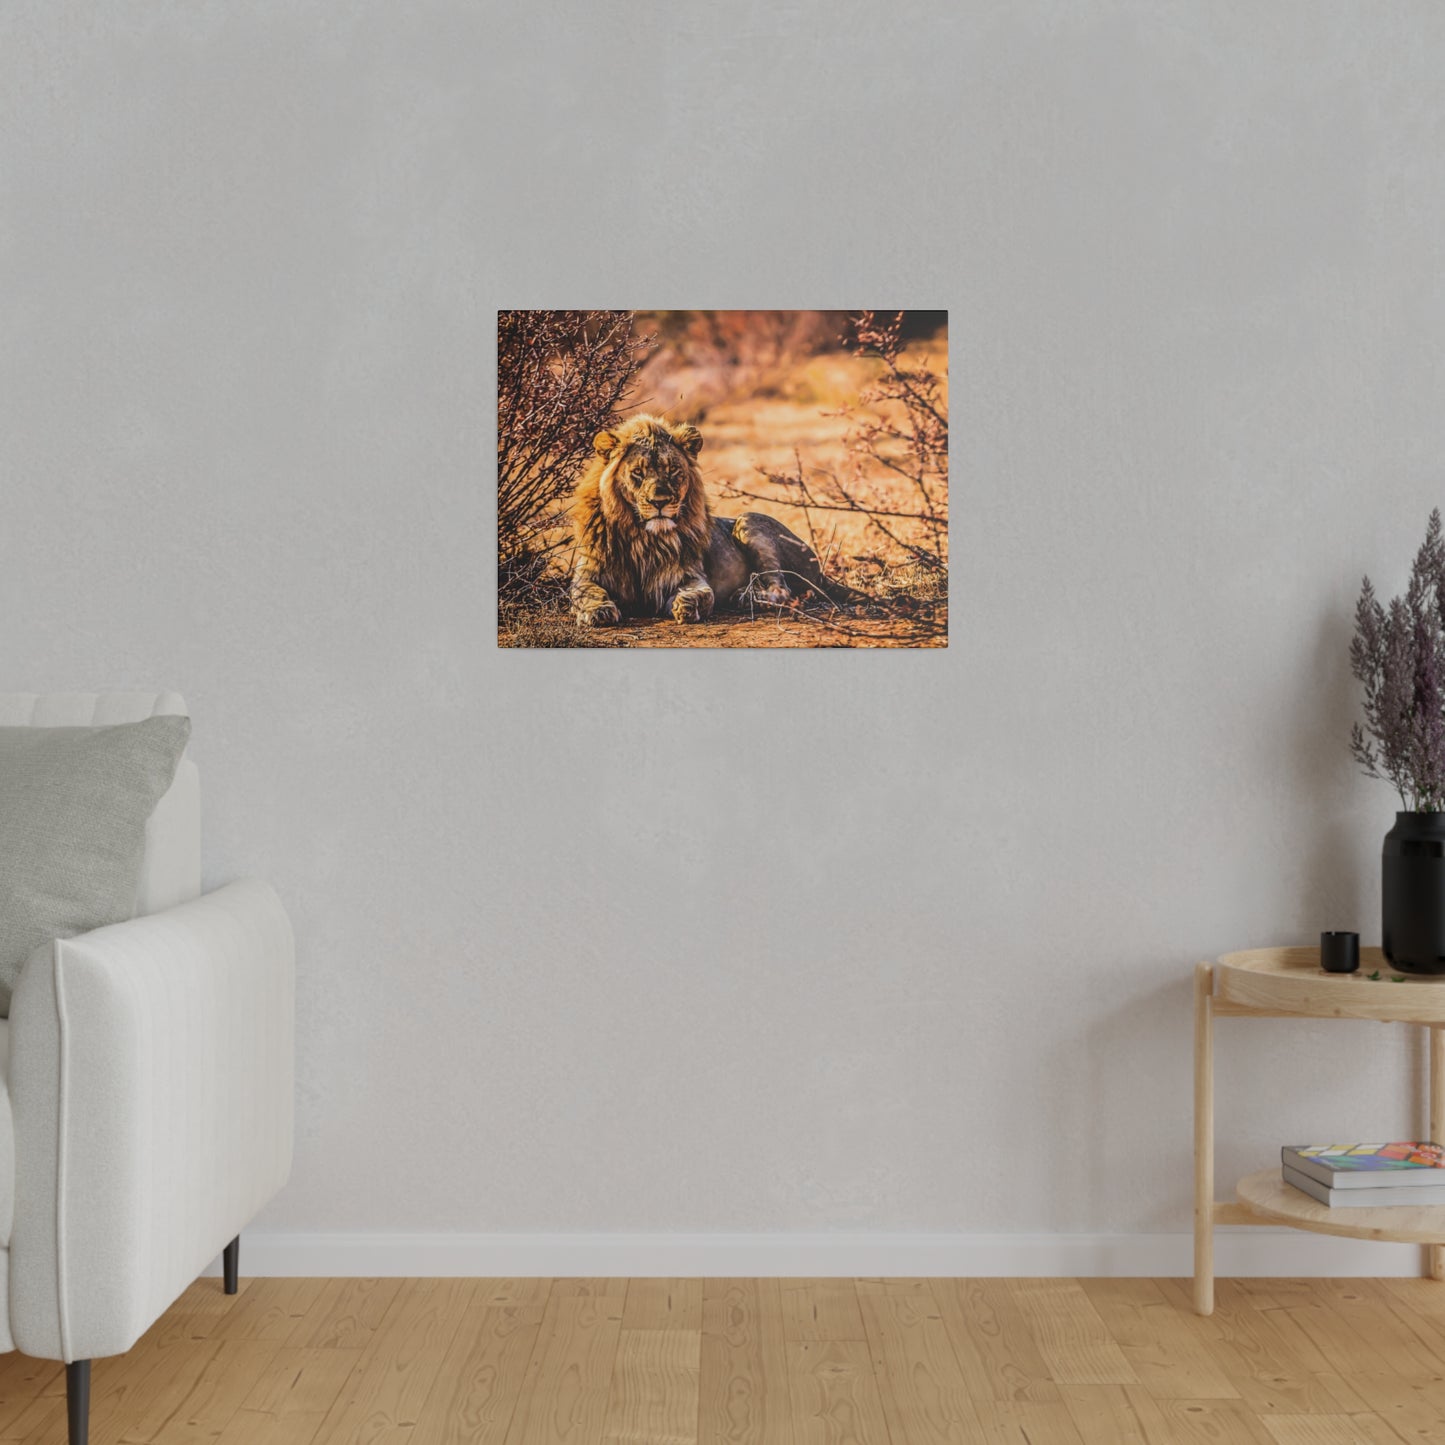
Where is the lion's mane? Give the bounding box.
[570,414,712,617]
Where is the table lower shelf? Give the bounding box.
[1235,1167,1445,1244]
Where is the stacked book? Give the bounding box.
[1283,1143,1445,1207]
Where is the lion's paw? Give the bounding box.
[755,577,793,607]
[672,588,714,623]
[576,601,621,628]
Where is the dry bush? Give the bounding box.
[499,597,620,648]
[720,310,948,622]
[843,310,948,570]
[496,310,652,599]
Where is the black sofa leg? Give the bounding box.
[63,1239,237,1443]
[66,1360,90,1445]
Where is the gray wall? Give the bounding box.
[3,0,1443,1238]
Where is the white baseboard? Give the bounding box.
[203,1229,1429,1278]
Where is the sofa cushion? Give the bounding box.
[0,716,191,1015]
[0,694,200,920]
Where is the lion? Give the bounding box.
[569,413,857,627]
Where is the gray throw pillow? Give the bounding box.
[0,714,192,1014]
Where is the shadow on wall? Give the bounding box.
[1064,606,1411,1233]
[1075,971,1430,1236]
[1295,595,1435,1137]
[1290,607,1370,934]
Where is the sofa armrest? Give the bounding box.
[7,879,294,1361]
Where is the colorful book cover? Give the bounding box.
[1287,1143,1445,1172]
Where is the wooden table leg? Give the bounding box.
[1194,962,1214,1315]
[1431,1025,1445,1282]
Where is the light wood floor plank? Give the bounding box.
[779,1284,864,1343]
[0,1358,61,1439]
[1142,1398,1278,1445]
[785,1342,889,1445]
[504,1290,625,1445]
[930,1277,1059,1404]
[1370,1276,1445,1359]
[167,1280,239,1316]
[10,1395,65,1445]
[853,1279,931,1298]
[856,1280,982,1444]
[1208,1284,1372,1411]
[1058,1383,1154,1444]
[623,1281,704,1332]
[974,1399,1089,1444]
[602,1329,700,1445]
[150,1339,283,1444]
[212,1346,362,1445]
[1259,1414,1403,1445]
[476,1281,555,1308]
[552,1280,632,1299]
[1309,1279,1445,1377]
[105,1335,222,1445]
[1269,1298,1403,1381]
[1228,1281,1321,1311]
[1006,1280,1138,1387]
[1377,1274,1445,1318]
[1172,1279,1365,1417]
[410,1302,544,1445]
[311,1277,474,1443]
[201,1278,329,1345]
[1342,1373,1445,1445]
[699,1279,793,1445]
[1080,1277,1237,1399]
[286,1278,402,1350]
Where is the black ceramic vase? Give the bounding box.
[1383,812,1445,975]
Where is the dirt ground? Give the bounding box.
[576,609,946,649]
[496,599,947,649]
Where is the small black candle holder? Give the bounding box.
[1321,931,1360,974]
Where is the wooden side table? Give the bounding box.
[1194,946,1445,1315]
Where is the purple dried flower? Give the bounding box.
[1412,607,1445,805]
[1352,510,1445,810]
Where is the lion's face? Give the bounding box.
[594,420,704,535]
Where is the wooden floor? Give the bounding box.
[4,1277,1445,1443]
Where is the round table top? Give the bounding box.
[1216,946,1445,1023]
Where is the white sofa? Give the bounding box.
[0,692,294,1445]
